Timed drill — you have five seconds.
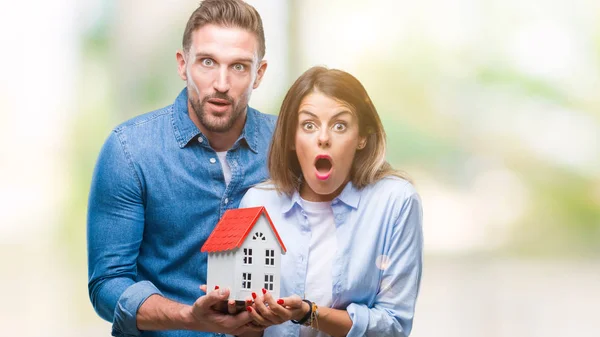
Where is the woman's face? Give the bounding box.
[294,91,366,202]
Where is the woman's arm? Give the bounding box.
[344,190,423,337]
[306,306,352,337]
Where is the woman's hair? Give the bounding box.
[268,66,410,196]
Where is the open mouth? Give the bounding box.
[207,98,231,107]
[314,155,333,180]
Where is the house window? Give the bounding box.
[264,274,274,291]
[265,249,275,266]
[252,232,266,241]
[243,248,253,264]
[242,273,252,289]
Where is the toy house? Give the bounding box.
[201,206,287,301]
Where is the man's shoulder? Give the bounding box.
[113,104,173,135]
[249,107,277,129]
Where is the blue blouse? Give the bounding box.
[239,176,423,337]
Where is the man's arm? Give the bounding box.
[138,288,262,335]
[87,131,261,336]
[87,131,161,336]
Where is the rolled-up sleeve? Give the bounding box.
[346,190,423,337]
[112,281,163,336]
[87,131,161,337]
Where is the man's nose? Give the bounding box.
[213,67,231,93]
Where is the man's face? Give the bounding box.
[177,24,267,133]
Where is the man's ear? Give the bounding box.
[176,50,188,81]
[253,60,268,89]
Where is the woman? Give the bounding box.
[239,66,423,337]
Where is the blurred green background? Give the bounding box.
[0,0,598,336]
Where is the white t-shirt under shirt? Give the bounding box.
[216,151,231,186]
[299,198,338,337]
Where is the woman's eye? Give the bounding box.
[233,64,245,71]
[302,122,316,131]
[333,123,347,131]
[201,59,214,66]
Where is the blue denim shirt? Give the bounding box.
[87,88,277,337]
[240,177,423,337]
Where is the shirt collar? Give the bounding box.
[171,88,260,153]
[281,181,361,214]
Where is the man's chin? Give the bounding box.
[201,118,235,133]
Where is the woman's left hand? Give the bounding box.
[246,289,309,328]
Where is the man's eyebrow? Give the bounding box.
[193,53,254,64]
[193,52,213,59]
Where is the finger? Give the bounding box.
[281,295,304,309]
[231,321,264,335]
[264,292,290,319]
[246,304,270,327]
[199,284,207,293]
[227,299,238,315]
[215,309,253,334]
[253,292,280,324]
[193,287,230,311]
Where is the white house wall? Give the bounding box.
[206,250,236,295]
[233,215,283,300]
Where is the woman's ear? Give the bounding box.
[357,137,367,150]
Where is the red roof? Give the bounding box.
[201,206,287,253]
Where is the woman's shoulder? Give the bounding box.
[366,176,419,200]
[241,181,288,207]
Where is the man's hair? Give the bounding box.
[269,66,411,196]
[182,0,266,60]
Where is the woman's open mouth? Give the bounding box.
[314,155,333,180]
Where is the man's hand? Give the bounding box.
[181,285,263,335]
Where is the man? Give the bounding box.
[87,1,275,336]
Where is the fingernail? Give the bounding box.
[277,299,284,305]
[246,306,253,312]
[219,288,227,296]
[262,288,267,294]
[252,292,257,299]
[214,285,219,290]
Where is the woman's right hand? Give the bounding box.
[246,289,310,328]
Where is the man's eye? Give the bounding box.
[233,64,245,71]
[333,123,347,131]
[201,59,214,66]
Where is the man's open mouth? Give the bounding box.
[207,98,231,107]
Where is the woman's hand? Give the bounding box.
[246,289,310,328]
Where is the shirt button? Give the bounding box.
[197,136,203,143]
[224,198,229,205]
[209,158,216,164]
